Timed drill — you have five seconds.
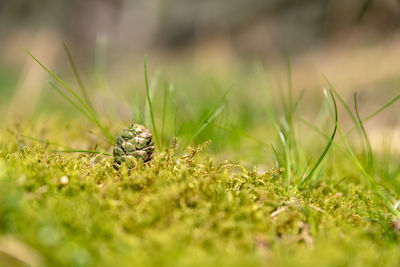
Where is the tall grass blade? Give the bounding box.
[322,75,358,127]
[346,94,399,136]
[62,42,95,112]
[354,93,374,172]
[144,56,160,151]
[132,90,145,125]
[286,53,293,121]
[276,78,288,114]
[322,79,399,216]
[94,35,109,90]
[363,94,399,122]
[282,129,291,189]
[271,145,282,169]
[48,81,92,121]
[183,84,233,149]
[300,113,397,203]
[161,84,169,148]
[337,124,399,216]
[184,105,225,149]
[25,49,114,144]
[299,89,338,187]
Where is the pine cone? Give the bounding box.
[113,124,154,169]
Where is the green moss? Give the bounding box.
[0,122,400,267]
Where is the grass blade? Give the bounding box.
[25,49,114,144]
[337,124,399,216]
[161,83,169,148]
[321,79,399,216]
[183,84,233,149]
[19,134,111,156]
[53,149,112,156]
[271,145,282,169]
[144,56,160,151]
[363,94,399,122]
[48,81,93,122]
[286,53,293,122]
[282,129,291,189]
[322,74,358,127]
[300,112,399,213]
[62,42,95,112]
[184,105,225,148]
[299,89,338,187]
[354,93,374,172]
[346,94,399,136]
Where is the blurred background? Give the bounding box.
[0,0,399,160]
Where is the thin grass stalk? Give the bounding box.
[299,89,338,188]
[144,56,160,151]
[62,42,95,112]
[25,50,114,144]
[19,135,111,156]
[354,93,374,172]
[337,125,399,216]
[183,84,233,149]
[54,149,112,156]
[48,81,93,122]
[286,53,293,121]
[161,84,168,148]
[346,94,399,136]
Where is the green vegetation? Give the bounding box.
[0,50,400,266]
[1,121,400,267]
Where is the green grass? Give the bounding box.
[1,50,400,266]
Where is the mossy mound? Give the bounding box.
[0,127,400,267]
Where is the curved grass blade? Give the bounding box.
[346,94,399,136]
[286,53,293,122]
[322,79,399,216]
[25,49,114,144]
[144,56,160,151]
[300,112,400,215]
[184,105,225,149]
[183,84,233,149]
[62,42,95,112]
[48,81,93,122]
[300,91,398,153]
[299,89,338,188]
[354,93,374,172]
[282,129,291,189]
[323,74,358,127]
[337,122,399,216]
[271,145,282,169]
[363,94,399,122]
[161,84,169,148]
[19,134,111,156]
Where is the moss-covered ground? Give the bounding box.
[1,51,400,266]
[1,119,400,267]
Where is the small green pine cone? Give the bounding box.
[113,124,154,169]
